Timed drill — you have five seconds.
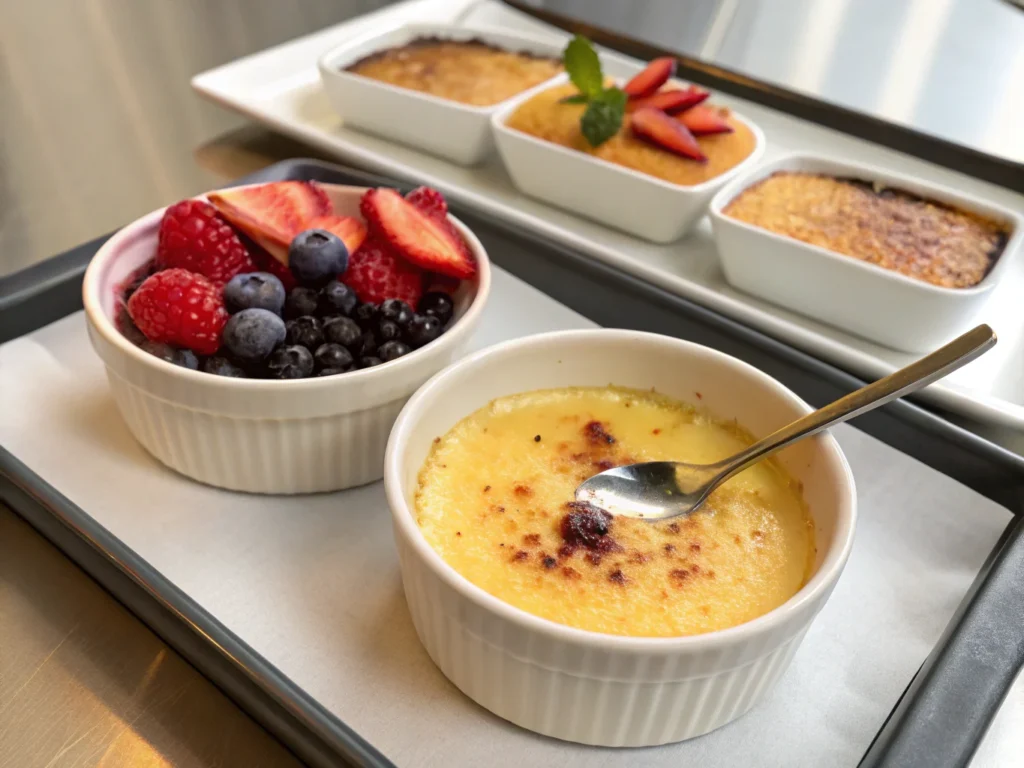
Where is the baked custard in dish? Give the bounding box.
[722,172,1009,289]
[346,38,562,107]
[505,82,758,187]
[415,386,814,637]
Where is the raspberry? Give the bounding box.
[405,186,448,219]
[157,200,257,284]
[127,268,228,356]
[343,238,424,306]
[252,246,297,291]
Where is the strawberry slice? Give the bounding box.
[626,87,709,115]
[360,188,475,279]
[678,105,734,136]
[207,181,331,263]
[622,57,676,98]
[631,108,707,162]
[405,186,448,219]
[304,214,368,257]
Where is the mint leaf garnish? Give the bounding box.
[562,37,626,147]
[564,35,603,99]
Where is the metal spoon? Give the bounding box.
[575,324,996,521]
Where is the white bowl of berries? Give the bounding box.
[83,181,490,494]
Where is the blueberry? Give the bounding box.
[285,287,320,320]
[375,319,402,343]
[317,367,347,377]
[319,280,358,317]
[202,355,247,378]
[314,343,354,372]
[351,332,378,358]
[223,272,286,314]
[379,298,413,327]
[418,292,454,325]
[405,314,443,348]
[267,344,315,379]
[322,316,362,348]
[117,306,147,346]
[285,316,323,350]
[378,340,412,362]
[140,340,199,370]
[223,308,286,362]
[352,302,379,329]
[289,229,349,286]
[357,356,383,369]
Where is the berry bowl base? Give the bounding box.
[83,184,491,494]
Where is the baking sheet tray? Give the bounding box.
[2,161,1023,768]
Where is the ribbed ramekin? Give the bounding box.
[385,330,856,746]
[83,183,490,494]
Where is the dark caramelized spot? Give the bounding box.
[669,568,690,582]
[690,542,701,553]
[534,434,542,442]
[663,544,676,555]
[558,544,575,558]
[584,420,616,445]
[594,459,615,471]
[523,533,541,547]
[751,530,764,539]
[667,522,681,534]
[628,551,651,565]
[690,564,701,574]
[608,569,627,585]
[733,534,742,544]
[512,550,528,562]
[483,485,491,493]
[696,392,703,400]
[433,437,441,444]
[652,428,661,435]
[456,531,461,537]
[562,567,581,580]
[585,552,603,566]
[541,555,557,569]
[513,484,533,497]
[560,501,620,554]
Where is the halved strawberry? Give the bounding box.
[207,181,331,263]
[625,87,709,115]
[344,237,425,306]
[304,215,368,257]
[622,57,676,98]
[678,105,734,136]
[360,188,475,279]
[631,108,707,162]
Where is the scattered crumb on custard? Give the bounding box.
[722,171,1009,289]
[414,386,815,638]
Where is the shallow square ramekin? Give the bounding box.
[83,183,490,494]
[384,329,856,746]
[317,23,565,166]
[491,73,765,243]
[709,153,1023,353]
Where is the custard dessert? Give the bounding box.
[346,38,562,107]
[504,82,758,186]
[415,387,814,638]
[722,172,1009,289]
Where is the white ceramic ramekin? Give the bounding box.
[384,329,856,747]
[491,73,765,244]
[709,153,1023,353]
[318,23,565,166]
[83,183,490,494]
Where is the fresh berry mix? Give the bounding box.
[120,182,472,379]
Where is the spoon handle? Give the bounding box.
[711,324,997,487]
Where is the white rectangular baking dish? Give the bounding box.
[709,153,1023,353]
[318,22,564,166]
[492,73,765,244]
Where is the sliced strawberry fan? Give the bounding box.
[631,108,707,162]
[622,57,676,98]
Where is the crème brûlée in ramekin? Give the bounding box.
[503,82,758,186]
[346,38,562,107]
[415,386,814,638]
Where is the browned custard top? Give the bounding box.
[347,38,562,106]
[723,171,1010,289]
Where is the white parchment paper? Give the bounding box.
[0,268,1018,767]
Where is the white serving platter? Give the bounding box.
[191,0,1024,446]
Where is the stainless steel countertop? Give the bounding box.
[1,0,1020,765]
